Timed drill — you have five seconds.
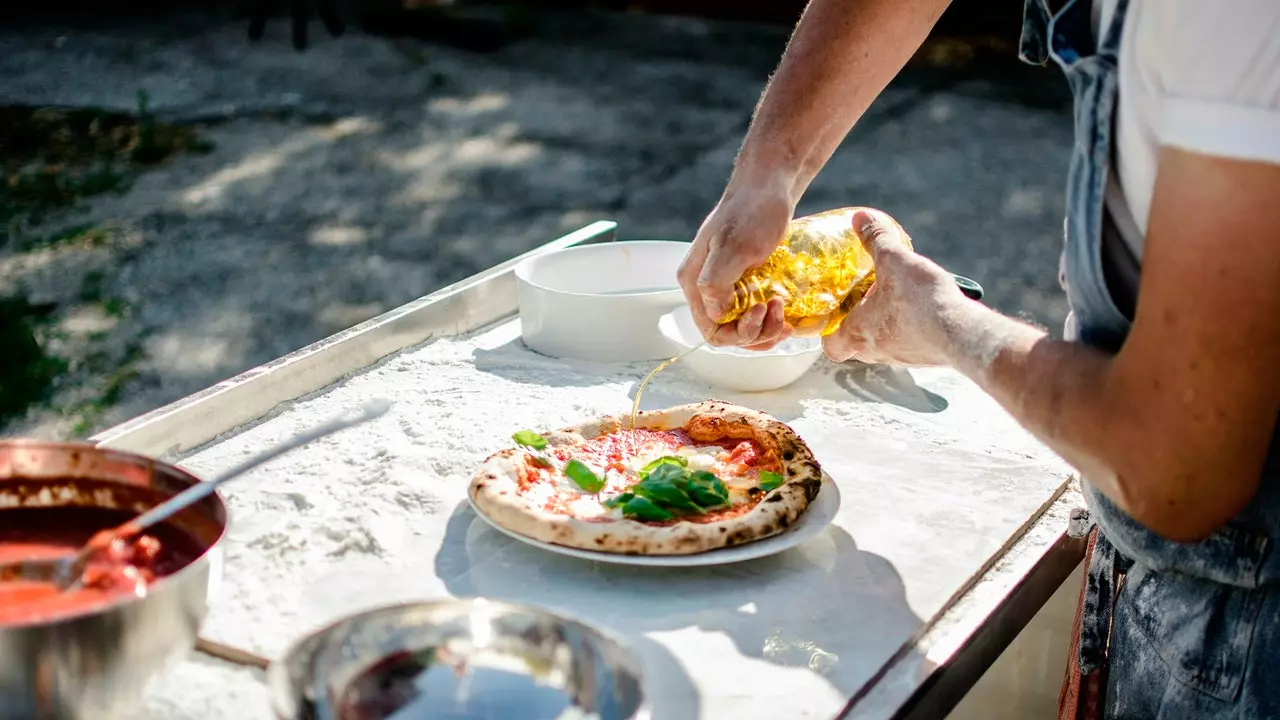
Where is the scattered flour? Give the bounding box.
[138,318,1070,720]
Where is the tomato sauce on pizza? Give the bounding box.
[514,427,782,524]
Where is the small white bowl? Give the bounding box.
[657,305,823,392]
[516,241,689,362]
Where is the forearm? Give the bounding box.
[733,0,952,198]
[932,299,1267,541]
[935,302,1119,486]
[836,153,1280,543]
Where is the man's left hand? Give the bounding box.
[822,209,965,367]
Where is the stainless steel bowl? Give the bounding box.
[0,441,227,720]
[269,598,650,720]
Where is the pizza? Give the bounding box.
[468,400,823,555]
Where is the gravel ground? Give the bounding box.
[0,6,1073,439]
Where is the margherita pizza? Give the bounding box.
[469,400,823,555]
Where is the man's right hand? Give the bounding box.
[673,0,950,347]
[677,181,795,350]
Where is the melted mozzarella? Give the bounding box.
[674,445,758,493]
[563,493,628,521]
[566,495,608,519]
[520,479,557,509]
[682,450,720,473]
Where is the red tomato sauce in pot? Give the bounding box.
[0,506,203,626]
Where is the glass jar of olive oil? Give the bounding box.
[717,206,912,336]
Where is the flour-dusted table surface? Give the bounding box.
[90,224,1082,720]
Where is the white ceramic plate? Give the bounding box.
[467,474,842,567]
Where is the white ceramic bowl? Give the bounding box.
[657,305,823,393]
[516,241,689,362]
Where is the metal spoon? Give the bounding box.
[0,399,392,591]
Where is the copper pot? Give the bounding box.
[0,441,228,720]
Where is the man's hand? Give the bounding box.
[675,0,950,350]
[677,181,795,350]
[247,0,347,51]
[822,209,967,367]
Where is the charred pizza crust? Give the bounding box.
[469,400,823,555]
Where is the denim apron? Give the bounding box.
[1019,0,1280,717]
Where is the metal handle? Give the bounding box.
[131,399,392,532]
[49,399,393,591]
[953,274,984,301]
[196,636,272,670]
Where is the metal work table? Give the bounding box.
[92,222,1085,720]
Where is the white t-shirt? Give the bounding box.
[1092,0,1280,260]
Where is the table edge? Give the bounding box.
[840,479,1085,720]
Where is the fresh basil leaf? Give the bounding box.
[644,462,687,485]
[758,471,784,492]
[688,470,728,498]
[685,487,726,508]
[512,430,548,450]
[638,455,687,477]
[621,495,674,522]
[684,470,729,507]
[603,492,634,509]
[564,459,605,494]
[633,477,702,513]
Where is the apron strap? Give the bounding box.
[1059,528,1107,720]
[1059,522,1133,720]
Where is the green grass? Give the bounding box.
[0,296,67,426]
[64,341,146,439]
[102,297,130,318]
[14,223,111,253]
[0,91,212,433]
[79,269,108,303]
[1,91,214,248]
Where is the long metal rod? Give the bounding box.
[131,400,390,533]
[0,401,393,589]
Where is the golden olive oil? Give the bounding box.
[631,341,707,429]
[630,206,909,428]
[717,206,912,337]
